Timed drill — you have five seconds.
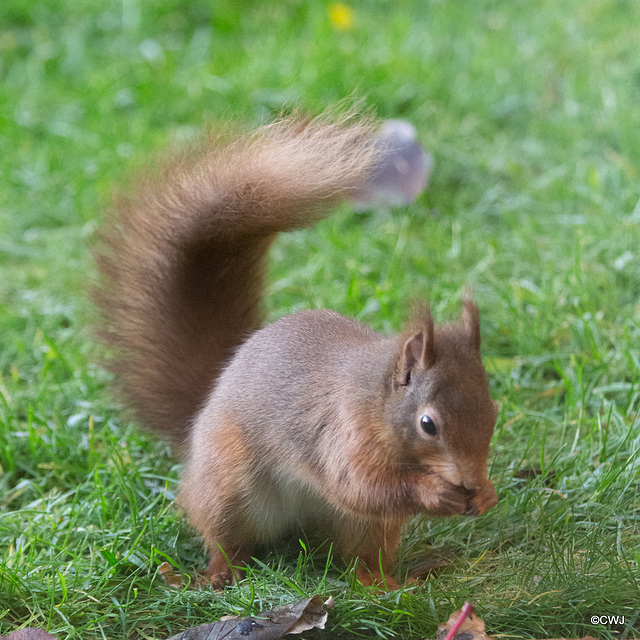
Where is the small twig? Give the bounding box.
[445,602,475,640]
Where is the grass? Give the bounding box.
[1,0,639,637]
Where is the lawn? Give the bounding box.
[1,0,639,638]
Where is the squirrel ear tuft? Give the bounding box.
[396,307,436,385]
[461,296,481,351]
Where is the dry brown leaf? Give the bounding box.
[158,561,184,588]
[0,630,57,640]
[166,594,334,640]
[434,608,601,640]
[437,608,492,640]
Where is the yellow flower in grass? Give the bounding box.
[329,3,354,30]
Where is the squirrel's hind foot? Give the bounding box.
[206,545,251,590]
[356,566,400,591]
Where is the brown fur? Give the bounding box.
[94,111,378,447]
[94,111,498,589]
[177,307,497,588]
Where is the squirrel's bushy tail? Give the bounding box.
[94,111,378,448]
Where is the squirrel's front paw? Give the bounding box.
[465,481,498,516]
[420,478,468,516]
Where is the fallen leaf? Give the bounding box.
[158,561,184,588]
[166,595,334,640]
[437,606,491,640]
[433,607,601,640]
[0,630,57,640]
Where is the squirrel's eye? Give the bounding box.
[420,414,438,436]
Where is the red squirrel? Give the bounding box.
[94,111,498,590]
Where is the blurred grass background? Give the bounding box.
[0,0,639,638]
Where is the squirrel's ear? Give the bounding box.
[396,310,435,386]
[462,297,481,351]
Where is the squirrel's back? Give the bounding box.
[197,308,393,436]
[93,112,379,447]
